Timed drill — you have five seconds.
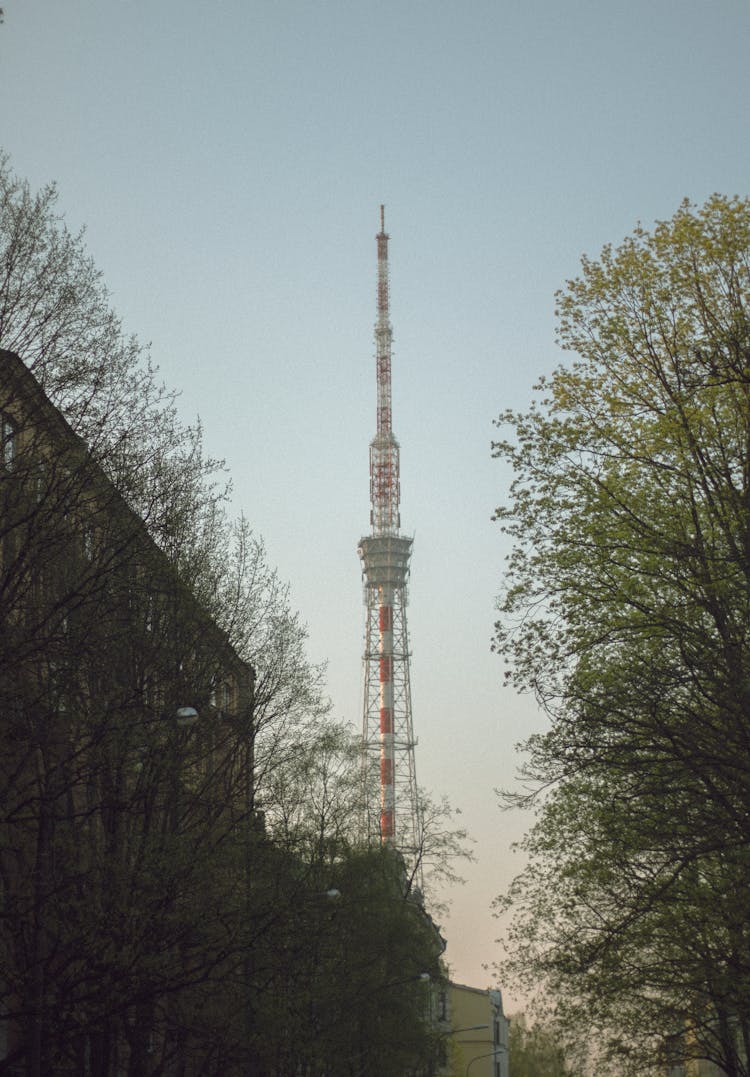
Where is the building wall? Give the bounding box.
[667,1061,726,1076]
[0,349,255,1075]
[442,982,509,1077]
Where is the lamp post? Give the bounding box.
[175,705,198,727]
[466,1046,507,1077]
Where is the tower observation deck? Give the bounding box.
[358,207,421,859]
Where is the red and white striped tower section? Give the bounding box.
[358,206,421,859]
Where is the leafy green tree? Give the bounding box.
[241,717,446,1076]
[493,196,750,1076]
[507,1015,576,1077]
[247,843,444,1077]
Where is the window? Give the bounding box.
[144,593,156,633]
[81,525,95,561]
[1,413,15,469]
[210,678,234,713]
[31,463,47,503]
[48,659,69,714]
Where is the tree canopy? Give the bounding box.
[507,1014,578,1077]
[493,195,750,1076]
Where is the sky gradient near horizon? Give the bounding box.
[2,0,750,1007]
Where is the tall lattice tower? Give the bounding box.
[358,206,421,857]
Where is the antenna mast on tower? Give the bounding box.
[358,206,421,861]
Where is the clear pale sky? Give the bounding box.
[3,0,750,1007]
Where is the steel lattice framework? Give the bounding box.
[358,207,421,857]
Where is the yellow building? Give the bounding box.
[441,982,509,1077]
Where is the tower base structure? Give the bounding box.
[358,534,421,861]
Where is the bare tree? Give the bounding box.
[0,155,463,1076]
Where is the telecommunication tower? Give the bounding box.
[358,206,421,857]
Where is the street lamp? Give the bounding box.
[466,1046,507,1076]
[175,706,199,727]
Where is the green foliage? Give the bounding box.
[249,843,445,1077]
[507,1015,576,1077]
[493,196,750,1075]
